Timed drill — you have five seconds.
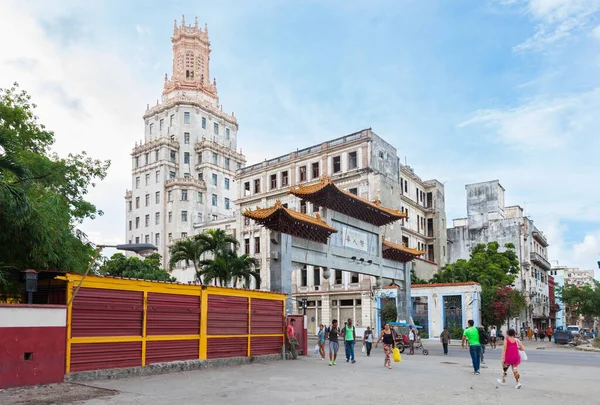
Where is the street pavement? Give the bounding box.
[78,339,600,405]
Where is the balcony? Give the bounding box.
[165,177,207,189]
[530,252,551,270]
[124,190,132,199]
[532,230,549,247]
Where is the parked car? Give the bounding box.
[566,325,581,336]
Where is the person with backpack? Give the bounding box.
[326,319,340,366]
[478,326,489,364]
[341,318,357,364]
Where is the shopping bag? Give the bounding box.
[314,344,319,354]
[519,350,527,361]
[392,347,401,363]
[361,345,366,353]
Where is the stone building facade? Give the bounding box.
[235,129,447,327]
[124,17,245,275]
[447,180,552,329]
[549,265,595,328]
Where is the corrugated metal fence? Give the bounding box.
[60,274,285,373]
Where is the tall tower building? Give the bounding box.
[125,16,245,272]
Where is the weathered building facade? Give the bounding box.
[235,129,447,327]
[124,17,245,274]
[549,265,596,328]
[447,180,552,329]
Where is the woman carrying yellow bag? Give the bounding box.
[376,323,397,370]
[392,346,402,363]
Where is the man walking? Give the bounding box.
[462,319,482,375]
[286,318,298,360]
[440,326,451,355]
[341,318,356,363]
[478,326,489,364]
[408,325,417,355]
[363,326,373,357]
[327,319,340,366]
[489,325,497,350]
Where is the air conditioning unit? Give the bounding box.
[270,251,279,261]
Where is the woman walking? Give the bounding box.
[317,324,326,360]
[497,328,525,389]
[375,323,396,370]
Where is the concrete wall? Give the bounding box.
[0,305,67,389]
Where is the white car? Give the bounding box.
[566,325,580,336]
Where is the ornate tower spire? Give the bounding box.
[163,16,216,98]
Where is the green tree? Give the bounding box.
[484,286,527,327]
[229,253,261,288]
[98,253,176,282]
[379,299,397,323]
[410,269,428,285]
[558,282,600,319]
[169,237,204,275]
[0,84,110,285]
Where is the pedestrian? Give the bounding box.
[440,326,451,355]
[527,327,533,341]
[341,318,356,364]
[490,325,497,350]
[497,328,525,389]
[286,319,298,360]
[533,327,539,341]
[478,326,489,364]
[375,322,396,369]
[363,326,373,357]
[462,319,482,375]
[317,324,326,360]
[520,328,525,340]
[327,319,340,366]
[546,326,553,342]
[408,325,416,355]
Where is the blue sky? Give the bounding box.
[1,0,600,273]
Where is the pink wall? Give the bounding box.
[0,305,66,389]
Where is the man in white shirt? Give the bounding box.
[408,326,417,355]
[490,326,497,350]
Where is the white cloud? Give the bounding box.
[592,24,600,39]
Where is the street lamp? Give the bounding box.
[23,269,38,304]
[67,243,158,306]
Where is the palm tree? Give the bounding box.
[198,255,232,286]
[229,253,261,289]
[194,228,238,256]
[168,237,205,278]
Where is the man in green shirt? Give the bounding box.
[462,319,481,375]
[341,318,357,364]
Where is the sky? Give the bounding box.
[1,0,599,274]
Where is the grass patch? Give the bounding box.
[592,338,600,349]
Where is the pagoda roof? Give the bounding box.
[381,237,425,263]
[242,200,338,244]
[289,175,407,227]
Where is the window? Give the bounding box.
[159,119,164,132]
[299,166,307,182]
[135,156,139,168]
[155,212,160,225]
[128,201,132,211]
[197,152,203,164]
[300,200,307,214]
[244,182,250,194]
[170,150,176,163]
[145,214,149,227]
[244,217,250,226]
[155,233,160,246]
[225,158,230,170]
[135,177,140,189]
[254,179,261,194]
[145,194,150,207]
[378,151,384,159]
[181,190,188,201]
[270,174,277,190]
[184,172,190,178]
[181,232,187,238]
[197,213,202,223]
[254,236,260,253]
[155,170,160,183]
[244,238,250,254]
[184,152,190,164]
[313,267,320,284]
[349,187,358,195]
[212,194,217,206]
[135,236,140,244]
[334,270,342,285]
[348,151,357,169]
[168,191,173,202]
[212,173,218,185]
[135,217,140,229]
[351,272,359,283]
[213,122,219,135]
[149,123,154,135]
[170,114,174,126]
[198,172,204,181]
[128,220,132,231]
[181,211,188,222]
[212,152,217,165]
[225,197,230,210]
[145,173,150,186]
[202,117,206,129]
[169,170,176,179]
[155,150,159,161]
[333,156,341,173]
[225,178,230,190]
[145,153,150,165]
[312,162,319,179]
[402,236,409,247]
[145,234,150,243]
[312,203,319,213]
[197,191,203,202]
[135,197,140,209]
[226,128,230,139]
[404,179,408,193]
[212,214,217,221]
[168,211,172,223]
[282,171,289,187]
[300,267,307,287]
[184,112,190,124]
[184,132,190,144]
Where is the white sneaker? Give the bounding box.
[515,383,522,389]
[497,379,506,386]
